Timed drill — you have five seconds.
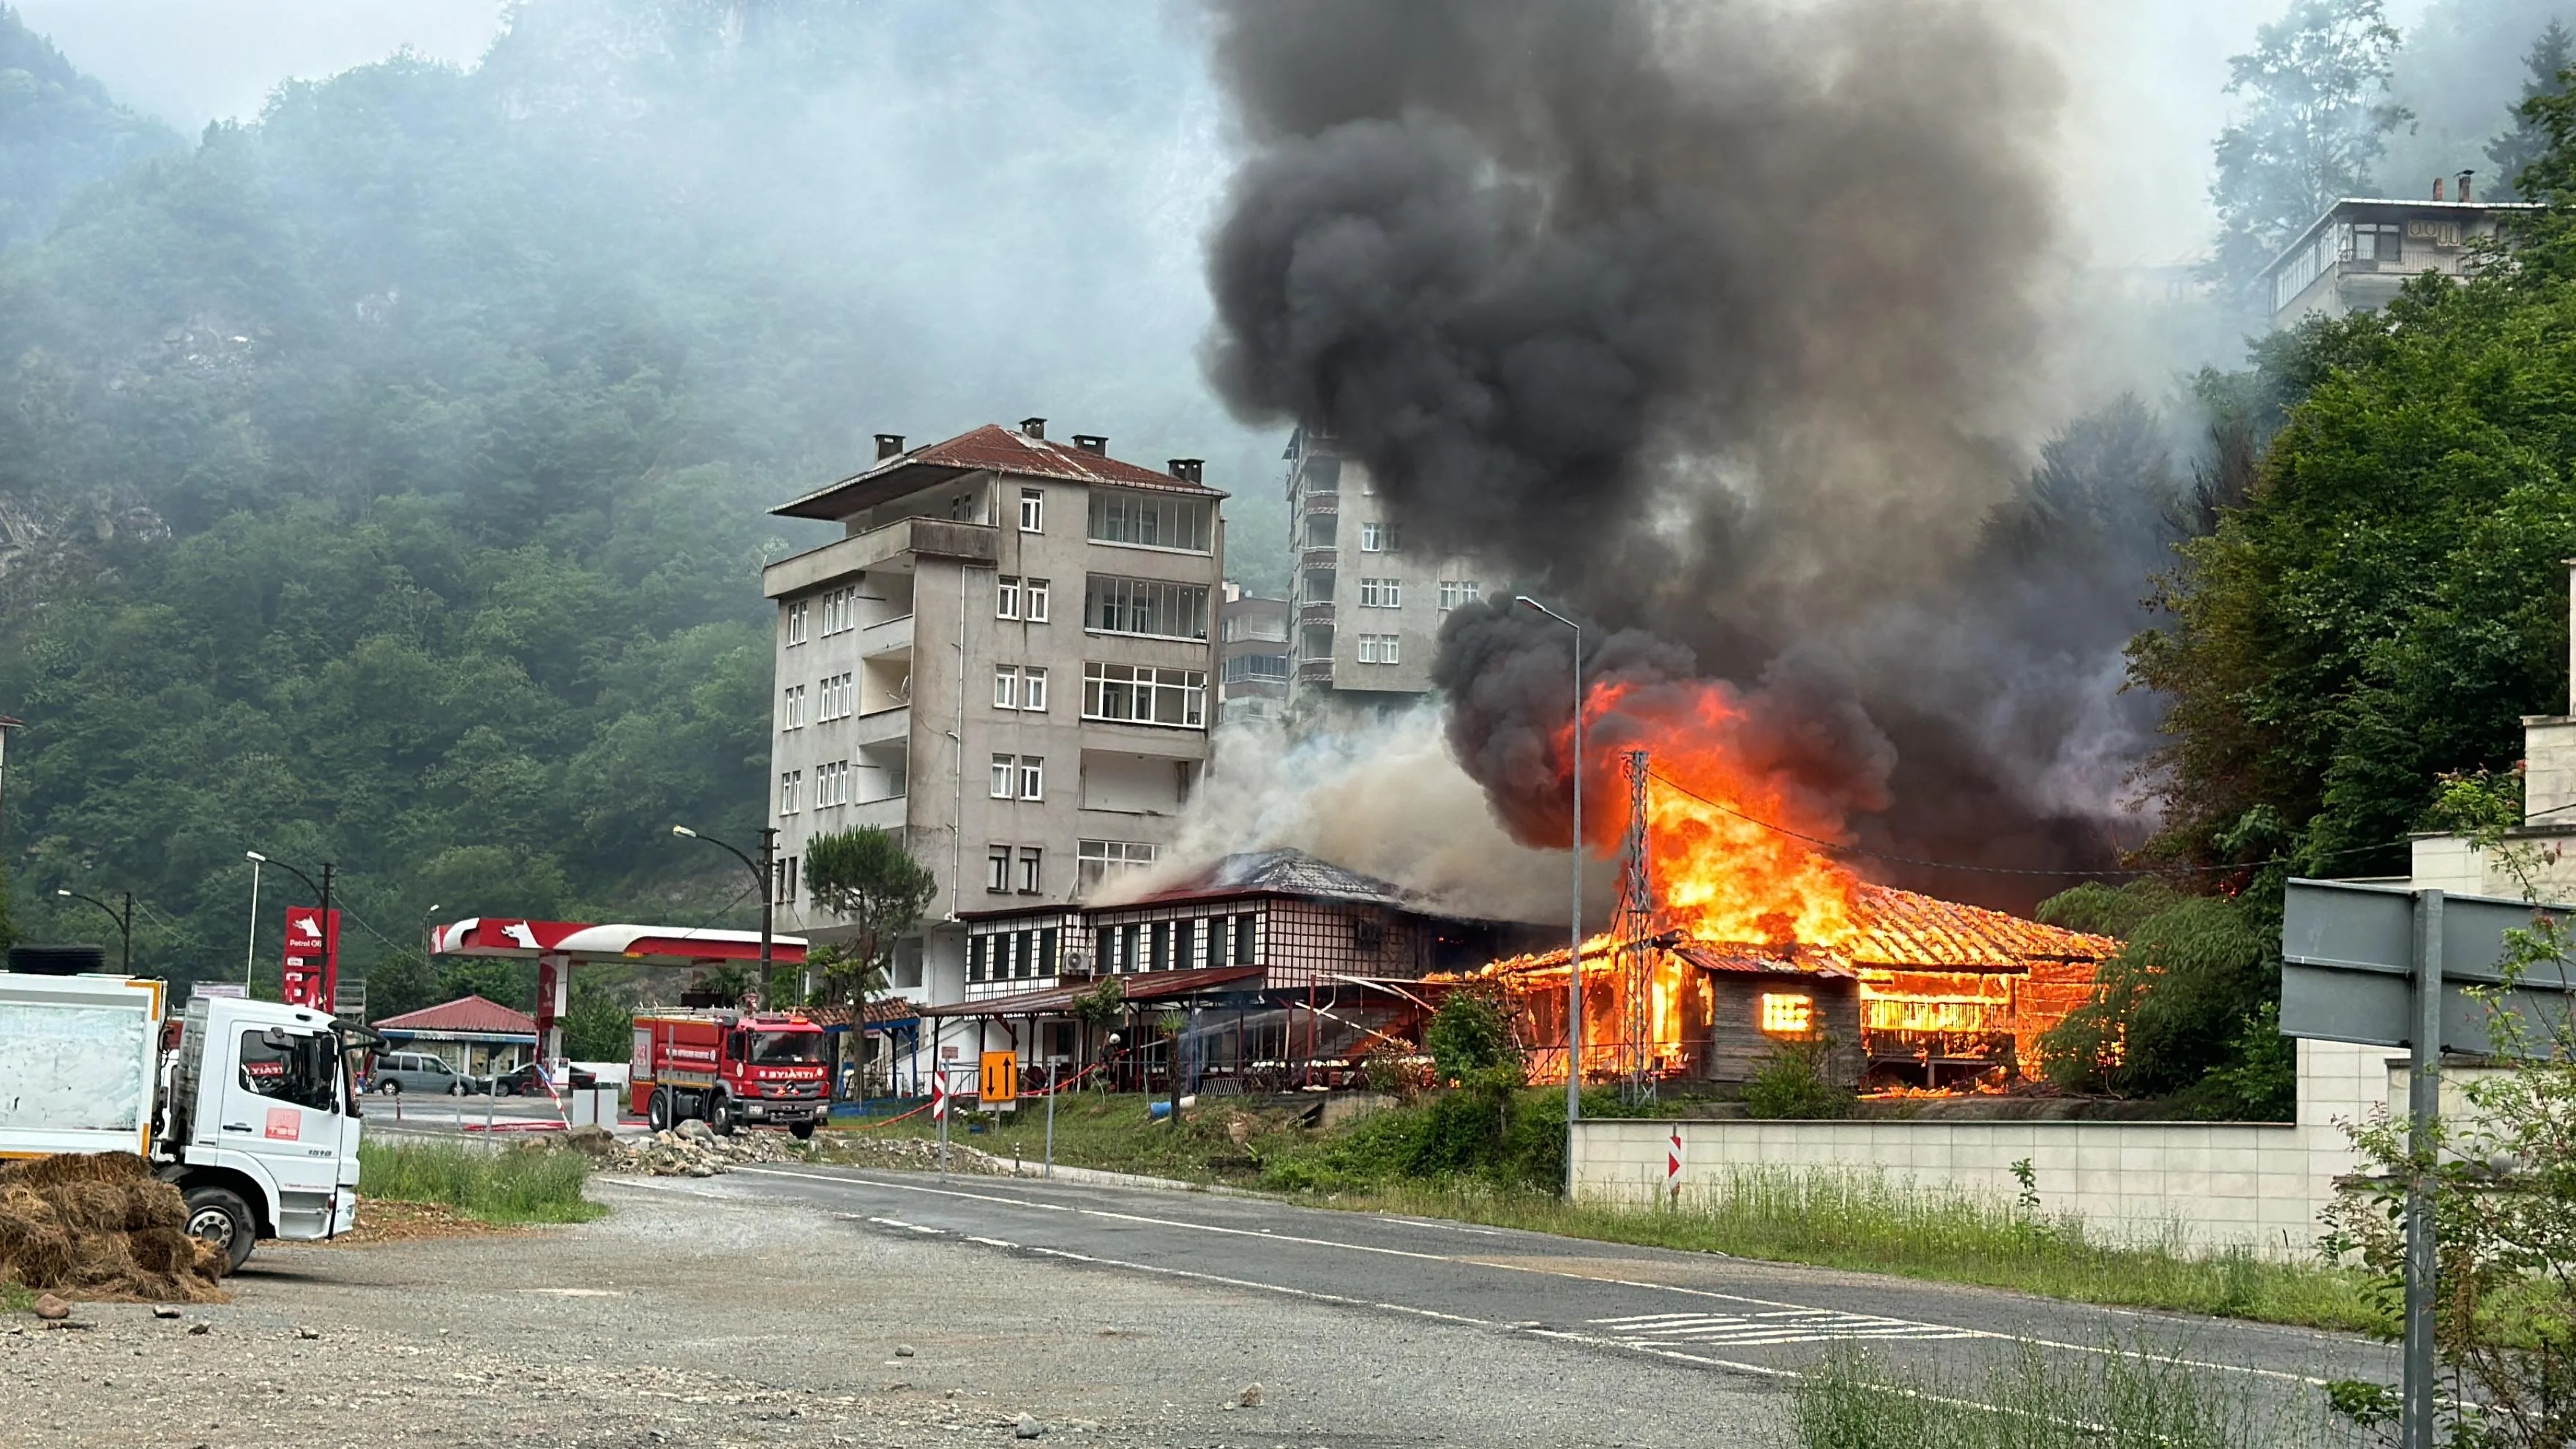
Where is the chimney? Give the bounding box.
[874,433,905,461]
[1071,434,1107,455]
[1019,417,1046,439]
[1167,458,1204,484]
[2459,171,2475,204]
[2433,176,2444,201]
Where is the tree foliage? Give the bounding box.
[800,826,935,1009]
[2207,0,2408,300]
[1422,992,1513,1085]
[2488,20,2576,199]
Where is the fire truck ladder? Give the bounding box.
[1611,747,1658,1104]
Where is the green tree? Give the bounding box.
[561,978,633,1061]
[2037,887,2281,1115]
[2488,20,2576,200]
[1423,993,1513,1085]
[2206,0,2409,302]
[800,826,935,1011]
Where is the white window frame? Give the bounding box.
[1019,487,1044,533]
[1077,839,1158,895]
[1439,579,1481,610]
[1085,575,1210,640]
[1081,662,1208,729]
[995,664,1020,711]
[986,846,1011,894]
[785,601,809,645]
[1358,577,1401,609]
[779,771,801,815]
[1018,755,1044,801]
[1017,847,1043,894]
[1360,520,1382,552]
[997,575,1021,620]
[991,755,1015,799]
[1021,666,1048,714]
[1024,577,1050,623]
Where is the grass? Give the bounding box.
[0,1281,31,1314]
[1349,1170,2386,1334]
[1789,1341,2359,1449]
[824,1090,1309,1183]
[358,1141,607,1225]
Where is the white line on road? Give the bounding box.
[679,1169,2352,1388]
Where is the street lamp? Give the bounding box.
[246,850,334,995]
[672,825,778,1002]
[56,887,132,974]
[1515,594,1586,1164]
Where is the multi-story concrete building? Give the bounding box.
[1216,583,1289,724]
[1281,428,1488,711]
[2265,171,2542,328]
[761,419,1225,1006]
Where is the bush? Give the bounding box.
[358,1141,604,1224]
[1741,1037,1852,1120]
[1260,1087,1567,1194]
[1423,994,1513,1083]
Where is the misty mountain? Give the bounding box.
[0,4,177,247]
[0,0,1281,992]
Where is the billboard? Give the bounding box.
[282,905,340,1014]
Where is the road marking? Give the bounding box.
[696,1168,2356,1388]
[1584,1309,1979,1348]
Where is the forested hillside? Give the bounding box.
[0,1,1270,1011]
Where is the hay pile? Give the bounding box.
[0,1153,228,1303]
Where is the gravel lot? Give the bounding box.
[0,1177,1777,1449]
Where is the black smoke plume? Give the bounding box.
[1202,0,2173,905]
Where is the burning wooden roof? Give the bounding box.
[1480,883,2114,978]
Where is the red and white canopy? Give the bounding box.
[427,918,808,967]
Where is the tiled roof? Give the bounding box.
[373,994,536,1036]
[799,998,920,1027]
[774,423,1223,520]
[1487,886,2116,977]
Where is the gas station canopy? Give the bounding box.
[427,918,808,967]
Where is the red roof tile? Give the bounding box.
[373,994,537,1036]
[774,423,1223,521]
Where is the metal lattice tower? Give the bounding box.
[1610,748,1657,1101]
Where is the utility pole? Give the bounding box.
[1516,595,1586,1191]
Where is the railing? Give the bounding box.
[1300,492,1340,514]
[1297,602,1336,625]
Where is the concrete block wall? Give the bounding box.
[1571,1039,2394,1259]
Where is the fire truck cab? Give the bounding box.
[630,1010,829,1139]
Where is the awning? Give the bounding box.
[919,965,1264,1018]
[428,917,807,967]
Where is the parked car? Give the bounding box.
[370,1051,484,1096]
[486,1062,596,1097]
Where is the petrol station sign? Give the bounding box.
[281,905,340,1013]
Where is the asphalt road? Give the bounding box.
[615,1162,2398,1403]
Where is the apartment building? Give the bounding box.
[761,419,1224,1004]
[1281,427,1487,711]
[2265,170,2542,328]
[1216,583,1289,724]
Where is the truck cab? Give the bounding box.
[632,1009,828,1139]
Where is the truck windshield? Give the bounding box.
[239,1029,341,1114]
[748,1032,821,1065]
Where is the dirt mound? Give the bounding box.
[0,1153,227,1304]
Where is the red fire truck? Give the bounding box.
[630,1010,829,1138]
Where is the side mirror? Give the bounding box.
[260,1027,291,1049]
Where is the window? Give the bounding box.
[1018,755,1044,801]
[991,755,1015,798]
[986,847,1011,894]
[1300,569,1336,604]
[1150,921,1170,971]
[968,935,986,981]
[1360,520,1383,552]
[1082,662,1208,727]
[997,575,1022,619]
[824,761,852,806]
[1223,654,1289,683]
[775,855,798,905]
[1303,513,1336,547]
[785,600,809,645]
[1024,577,1050,622]
[1438,579,1481,610]
[1020,487,1045,533]
[1211,916,1230,967]
[1383,524,1401,553]
[815,673,853,720]
[1021,666,1048,713]
[995,665,1020,710]
[1759,993,1814,1035]
[1085,575,1210,640]
[778,771,801,815]
[1087,489,1213,552]
[951,487,989,523]
[237,1028,340,1113]
[1234,913,1256,965]
[1040,926,1058,976]
[781,685,806,730]
[1358,577,1401,608]
[2345,221,2402,264]
[1356,633,1400,664]
[1017,847,1043,894]
[1078,839,1158,895]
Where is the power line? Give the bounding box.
[1641,768,2406,880]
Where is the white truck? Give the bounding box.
[0,970,362,1270]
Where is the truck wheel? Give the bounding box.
[183,1186,257,1275]
[647,1087,670,1132]
[790,1121,816,1142]
[708,1095,735,1136]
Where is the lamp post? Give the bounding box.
[1514,595,1585,1175]
[673,825,777,1001]
[243,850,263,988]
[246,850,334,997]
[56,887,132,974]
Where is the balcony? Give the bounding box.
[1300,492,1339,514]
[1298,601,1336,626]
[1295,659,1335,685]
[1299,547,1337,572]
[763,517,998,598]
